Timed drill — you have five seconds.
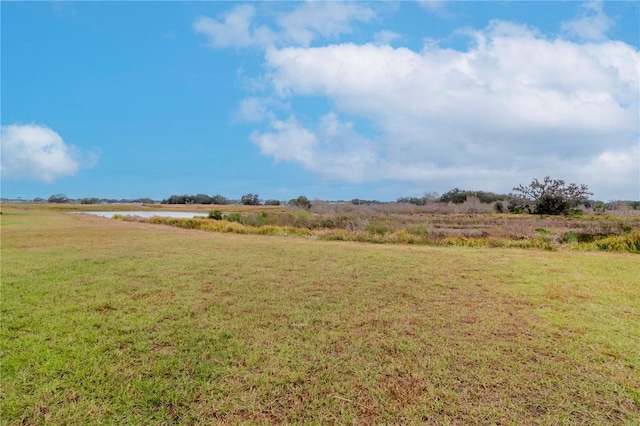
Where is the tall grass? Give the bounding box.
[2,208,639,424]
[136,214,638,253]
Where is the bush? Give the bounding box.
[365,221,392,235]
[594,232,640,253]
[568,208,583,217]
[406,223,430,237]
[507,198,528,214]
[593,201,606,215]
[534,194,568,215]
[289,196,312,209]
[225,213,242,223]
[208,210,223,220]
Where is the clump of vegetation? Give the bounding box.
[163,194,228,204]
[208,210,222,220]
[289,195,312,209]
[47,193,71,203]
[440,188,507,204]
[240,193,261,206]
[512,176,593,215]
[592,232,640,253]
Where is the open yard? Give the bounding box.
[1,207,639,424]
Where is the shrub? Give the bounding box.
[225,213,242,223]
[208,210,222,220]
[365,221,392,235]
[594,232,640,253]
[593,201,606,215]
[406,223,430,237]
[289,195,312,209]
[568,208,583,217]
[535,194,568,215]
[507,197,530,214]
[561,231,578,244]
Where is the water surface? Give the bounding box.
[77,211,205,219]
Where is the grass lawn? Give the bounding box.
[1,208,639,424]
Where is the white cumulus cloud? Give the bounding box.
[276,1,375,46]
[197,2,639,199]
[194,1,375,48]
[373,30,401,46]
[250,20,639,198]
[1,124,98,182]
[250,113,379,182]
[561,1,615,41]
[193,5,263,48]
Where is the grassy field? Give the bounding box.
[1,207,639,424]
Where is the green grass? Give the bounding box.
[2,208,639,424]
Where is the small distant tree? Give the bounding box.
[240,193,260,206]
[440,188,467,204]
[211,194,229,205]
[193,194,213,204]
[513,176,592,215]
[48,194,70,203]
[264,199,281,206]
[289,195,312,209]
[79,197,100,204]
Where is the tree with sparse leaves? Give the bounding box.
[512,176,592,215]
[289,195,312,209]
[240,193,260,206]
[47,194,70,203]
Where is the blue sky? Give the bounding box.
[2,1,639,201]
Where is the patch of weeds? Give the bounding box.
[208,210,222,220]
[568,209,584,217]
[365,221,393,236]
[406,223,430,237]
[593,232,640,253]
[225,213,242,223]
[561,231,578,244]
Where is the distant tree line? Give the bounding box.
[397,189,508,206]
[160,193,312,209]
[13,179,640,216]
[40,194,156,204]
[351,199,385,205]
[162,194,229,205]
[439,188,507,204]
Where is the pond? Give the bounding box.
[76,211,207,219]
